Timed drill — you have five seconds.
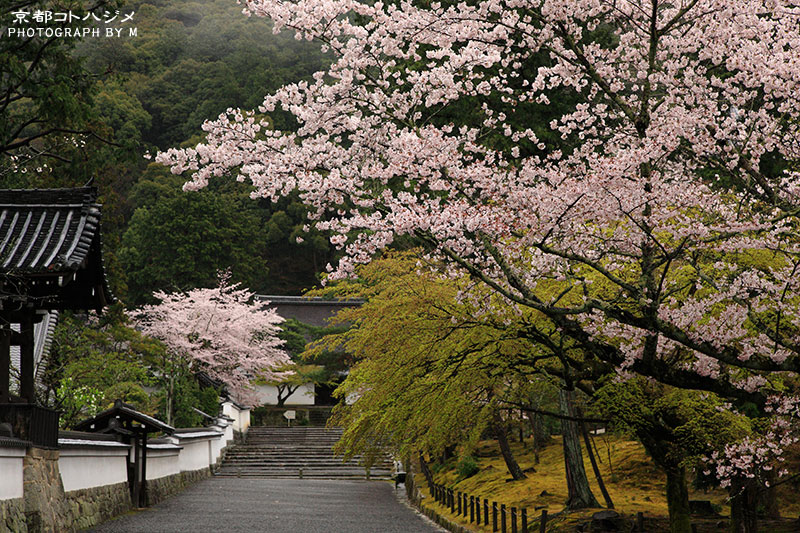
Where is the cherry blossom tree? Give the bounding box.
[157,1,800,526]
[131,275,289,414]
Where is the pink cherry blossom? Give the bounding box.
[157,0,800,478]
[131,275,289,403]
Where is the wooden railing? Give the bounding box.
[0,403,59,448]
[419,454,544,533]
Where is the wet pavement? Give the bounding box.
[89,477,443,533]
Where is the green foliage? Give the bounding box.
[593,378,751,472]
[310,251,537,463]
[77,0,331,149]
[456,455,480,479]
[120,186,270,304]
[45,309,157,428]
[55,377,104,429]
[2,0,339,301]
[161,372,220,428]
[0,1,120,164]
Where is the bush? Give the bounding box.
[457,456,480,479]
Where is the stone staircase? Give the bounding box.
[215,426,393,479]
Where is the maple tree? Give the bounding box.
[131,274,289,413]
[312,253,537,481]
[157,0,800,522]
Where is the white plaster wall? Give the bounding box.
[210,433,224,463]
[176,437,215,472]
[0,447,25,500]
[253,383,315,406]
[145,446,181,480]
[240,408,250,432]
[222,401,251,433]
[58,443,130,492]
[212,418,234,444]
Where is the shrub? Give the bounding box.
[457,456,480,479]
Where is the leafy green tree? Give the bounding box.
[311,252,536,480]
[0,1,120,169]
[43,309,157,427]
[120,183,270,305]
[595,379,751,533]
[262,318,348,406]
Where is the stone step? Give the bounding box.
[214,468,391,479]
[217,426,392,480]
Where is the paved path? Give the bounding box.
[90,478,443,533]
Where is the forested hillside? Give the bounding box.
[1,0,336,303]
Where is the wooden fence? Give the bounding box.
[417,455,652,532]
[419,454,549,533]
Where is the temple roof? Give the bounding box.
[0,187,113,311]
[74,400,174,435]
[257,295,363,328]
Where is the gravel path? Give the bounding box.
[89,477,443,533]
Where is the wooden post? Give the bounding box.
[501,504,507,533]
[539,509,548,533]
[493,502,498,532]
[637,512,644,532]
[476,495,481,523]
[511,507,517,533]
[131,434,140,508]
[458,492,462,515]
[19,313,35,403]
[484,499,489,526]
[141,431,148,507]
[470,495,475,522]
[522,508,528,533]
[0,328,10,403]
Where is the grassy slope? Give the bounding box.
[418,435,800,532]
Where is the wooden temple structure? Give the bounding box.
[75,400,174,507]
[0,187,113,447]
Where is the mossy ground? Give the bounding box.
[416,434,800,532]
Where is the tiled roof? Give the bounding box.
[257,295,363,328]
[0,187,101,272]
[74,399,175,435]
[0,187,113,310]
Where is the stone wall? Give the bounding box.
[146,467,210,507]
[1,497,26,533]
[22,447,71,533]
[64,482,131,531]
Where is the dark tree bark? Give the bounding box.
[665,466,692,533]
[527,411,550,464]
[529,412,551,449]
[578,407,614,509]
[559,389,600,509]
[729,479,758,533]
[493,410,527,480]
[441,445,455,463]
[760,470,780,519]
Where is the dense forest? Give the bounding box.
[1,0,336,303]
[1,0,341,427]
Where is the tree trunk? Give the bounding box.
[167,372,174,426]
[493,410,527,480]
[559,389,600,509]
[529,412,551,448]
[527,411,551,465]
[729,479,758,533]
[760,470,780,519]
[578,408,614,509]
[665,465,692,533]
[276,386,287,407]
[441,445,455,463]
